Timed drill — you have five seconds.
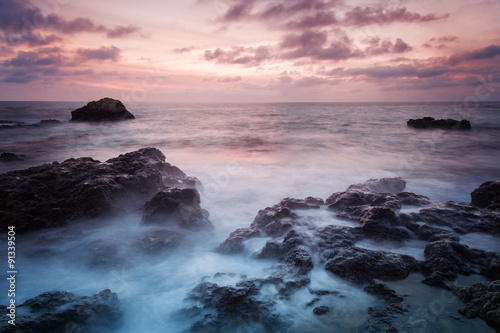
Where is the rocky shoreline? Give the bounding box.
[1,148,499,332]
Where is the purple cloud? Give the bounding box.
[344,6,448,26]
[76,45,121,62]
[217,76,242,82]
[448,44,500,65]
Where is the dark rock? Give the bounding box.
[285,249,314,275]
[0,152,25,162]
[413,223,459,242]
[326,190,369,208]
[365,303,409,333]
[360,207,410,241]
[346,177,407,194]
[86,240,121,267]
[325,247,417,283]
[397,191,432,206]
[316,225,362,251]
[40,119,61,124]
[407,117,471,130]
[363,282,404,303]
[141,188,214,231]
[278,197,324,210]
[0,120,24,129]
[0,290,122,333]
[481,255,500,280]
[453,280,500,331]
[407,204,481,234]
[471,180,500,210]
[258,240,283,259]
[138,230,187,253]
[70,98,134,121]
[0,148,195,232]
[422,239,488,287]
[251,206,297,237]
[313,305,330,315]
[216,227,260,254]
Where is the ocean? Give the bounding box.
[1,101,499,332]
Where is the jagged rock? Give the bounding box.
[360,207,410,240]
[277,197,324,210]
[453,280,500,331]
[141,188,213,231]
[396,191,432,206]
[0,152,25,162]
[138,230,187,253]
[316,225,362,253]
[216,228,260,254]
[407,117,471,130]
[251,206,297,237]
[422,239,488,287]
[0,290,122,333]
[481,255,500,280]
[0,148,196,232]
[471,180,500,210]
[70,98,134,121]
[346,177,407,194]
[325,247,417,283]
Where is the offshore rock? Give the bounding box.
[0,290,122,333]
[70,98,135,121]
[407,117,471,130]
[0,152,25,162]
[0,148,196,232]
[346,177,407,194]
[141,188,214,231]
[453,281,500,331]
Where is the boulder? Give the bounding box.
[0,289,122,333]
[141,188,214,231]
[360,207,410,241]
[407,117,471,130]
[470,180,500,210]
[346,177,407,194]
[325,247,417,283]
[0,148,196,232]
[453,281,500,331]
[70,98,135,121]
[313,305,330,315]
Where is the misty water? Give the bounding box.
[1,101,500,332]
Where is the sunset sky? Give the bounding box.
[0,0,499,102]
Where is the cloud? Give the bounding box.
[448,44,500,65]
[279,75,293,83]
[173,46,198,54]
[76,45,121,62]
[343,6,449,26]
[217,76,242,82]
[296,75,335,86]
[204,45,272,66]
[106,25,142,38]
[3,51,63,67]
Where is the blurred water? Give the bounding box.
[1,101,499,332]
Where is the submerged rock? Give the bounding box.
[0,289,122,333]
[0,148,197,232]
[138,229,188,253]
[141,188,213,231]
[407,117,471,130]
[70,98,135,121]
[453,280,500,331]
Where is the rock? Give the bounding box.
[407,117,471,130]
[346,177,407,194]
[216,227,260,254]
[277,197,324,210]
[360,207,410,240]
[0,289,122,333]
[471,180,500,210]
[86,239,122,268]
[325,247,417,283]
[316,225,362,252]
[0,152,25,162]
[138,230,187,253]
[396,191,432,206]
[70,98,135,121]
[39,119,61,124]
[251,206,297,237]
[405,204,480,234]
[313,305,330,315]
[453,280,500,331]
[0,148,196,232]
[422,239,488,287]
[481,255,500,280]
[141,188,214,231]
[363,282,404,303]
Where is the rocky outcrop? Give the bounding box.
[471,180,500,210]
[141,188,213,231]
[359,207,410,240]
[453,281,500,331]
[347,177,407,194]
[70,98,135,121]
[407,117,471,130]
[0,290,122,333]
[0,148,198,232]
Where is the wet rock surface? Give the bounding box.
[407,117,471,130]
[471,180,500,210]
[70,98,135,121]
[0,290,122,333]
[0,148,198,232]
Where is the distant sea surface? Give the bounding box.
[1,101,499,332]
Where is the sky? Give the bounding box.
[0,0,499,102]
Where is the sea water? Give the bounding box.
[1,101,499,332]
